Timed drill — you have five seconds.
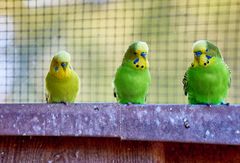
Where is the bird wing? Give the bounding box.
[226,63,231,88]
[207,41,222,58]
[182,70,188,96]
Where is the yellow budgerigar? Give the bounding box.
[45,51,80,103]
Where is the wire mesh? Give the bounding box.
[0,0,239,103]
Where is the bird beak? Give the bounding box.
[61,62,68,69]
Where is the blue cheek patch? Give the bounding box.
[141,52,147,58]
[133,58,139,64]
[206,55,212,59]
[195,51,202,56]
[54,66,59,72]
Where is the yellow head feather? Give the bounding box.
[49,51,72,79]
[123,41,149,69]
[192,40,214,67]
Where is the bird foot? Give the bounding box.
[60,101,68,105]
[221,102,230,106]
[206,104,212,108]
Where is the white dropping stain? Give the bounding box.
[137,110,148,120]
[52,114,56,120]
[155,119,160,126]
[205,130,210,137]
[13,124,16,128]
[169,117,175,124]
[48,160,53,163]
[0,115,3,118]
[52,114,57,127]
[156,106,161,113]
[84,117,88,121]
[33,125,41,132]
[137,111,144,119]
[169,108,173,111]
[78,130,82,135]
[227,115,232,120]
[109,113,115,122]
[235,130,240,134]
[32,116,39,122]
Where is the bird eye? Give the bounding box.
[206,48,209,52]
[61,62,67,68]
[134,52,137,55]
[54,66,58,72]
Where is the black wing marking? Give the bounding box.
[113,88,117,98]
[182,71,188,96]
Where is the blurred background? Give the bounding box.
[0,0,239,103]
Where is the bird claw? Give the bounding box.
[206,104,212,108]
[60,101,68,105]
[127,102,132,106]
[221,102,230,106]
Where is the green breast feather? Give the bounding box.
[183,57,231,104]
[113,64,151,104]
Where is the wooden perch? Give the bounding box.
[0,103,239,145]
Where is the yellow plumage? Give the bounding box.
[45,51,80,103]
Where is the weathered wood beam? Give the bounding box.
[0,103,239,145]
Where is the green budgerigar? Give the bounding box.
[45,50,80,103]
[113,41,151,104]
[183,40,231,105]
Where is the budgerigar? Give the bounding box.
[113,41,151,104]
[45,50,80,103]
[183,40,231,105]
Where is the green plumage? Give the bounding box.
[114,62,151,104]
[45,51,80,103]
[45,71,79,103]
[113,41,151,104]
[183,40,231,104]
